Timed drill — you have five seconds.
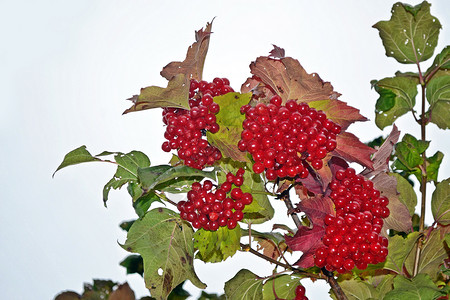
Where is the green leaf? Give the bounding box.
[373,1,442,64]
[133,191,163,218]
[123,73,190,114]
[198,291,226,300]
[431,178,450,225]
[206,92,251,162]
[384,232,421,274]
[217,159,274,224]
[262,275,301,300]
[103,151,151,203]
[167,281,190,300]
[426,151,444,182]
[384,274,442,300]
[122,208,206,299]
[224,269,264,300]
[376,274,396,299]
[138,165,216,191]
[53,145,102,176]
[392,173,417,216]
[404,228,448,280]
[193,226,241,263]
[331,278,379,300]
[372,77,419,129]
[426,46,450,75]
[394,134,429,170]
[120,254,144,276]
[426,73,450,129]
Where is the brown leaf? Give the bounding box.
[334,132,376,169]
[269,44,285,59]
[243,56,337,104]
[372,172,412,233]
[255,238,289,261]
[109,283,135,300]
[361,124,400,178]
[160,20,214,81]
[123,73,190,114]
[54,291,81,300]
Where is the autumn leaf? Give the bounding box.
[334,132,376,169]
[268,44,285,59]
[160,20,214,81]
[285,196,335,267]
[309,99,368,130]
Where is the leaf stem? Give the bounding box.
[278,187,302,228]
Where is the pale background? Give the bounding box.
[1,0,449,299]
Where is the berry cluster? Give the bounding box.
[238,95,341,181]
[294,285,308,300]
[162,78,234,169]
[314,168,390,273]
[177,168,252,231]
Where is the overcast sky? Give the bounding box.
[1,0,449,299]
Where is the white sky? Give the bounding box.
[1,0,449,299]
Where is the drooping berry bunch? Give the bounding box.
[314,168,390,273]
[161,78,234,169]
[238,95,341,181]
[294,285,308,300]
[177,168,252,231]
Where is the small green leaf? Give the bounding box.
[123,73,190,114]
[330,278,379,300]
[426,73,450,129]
[425,46,450,75]
[133,192,163,218]
[262,275,301,300]
[384,232,420,274]
[193,226,241,263]
[426,151,444,182]
[394,134,429,170]
[224,269,264,300]
[431,178,450,225]
[373,1,442,64]
[206,92,251,162]
[120,254,144,276]
[392,173,417,216]
[372,77,419,129]
[53,145,102,176]
[122,208,206,299]
[384,274,442,300]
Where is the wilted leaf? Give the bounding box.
[432,178,450,225]
[53,145,102,176]
[285,196,335,267]
[384,232,420,274]
[224,269,264,300]
[160,20,213,81]
[206,93,251,162]
[373,1,442,64]
[372,77,419,130]
[384,273,442,300]
[124,74,190,114]
[268,44,286,59]
[193,226,241,263]
[334,132,376,169]
[372,173,412,233]
[248,230,290,261]
[426,73,450,129]
[122,208,206,299]
[262,274,301,300]
[309,99,368,130]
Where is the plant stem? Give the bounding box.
[279,188,302,228]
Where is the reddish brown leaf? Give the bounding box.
[372,172,412,233]
[308,99,368,130]
[285,196,335,268]
[269,44,285,59]
[361,124,401,178]
[109,283,135,300]
[255,239,289,261]
[160,20,213,81]
[334,132,376,169]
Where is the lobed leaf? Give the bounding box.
[334,132,376,169]
[431,178,450,225]
[224,269,264,300]
[206,92,251,162]
[426,73,450,129]
[384,274,442,300]
[394,133,429,170]
[160,20,213,81]
[122,208,206,299]
[193,226,241,263]
[331,278,379,300]
[123,73,190,114]
[384,232,421,274]
[372,77,419,130]
[373,1,442,64]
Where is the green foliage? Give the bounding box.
[193,226,241,263]
[431,178,450,224]
[331,278,379,300]
[224,269,264,300]
[392,173,417,216]
[120,255,144,276]
[261,274,301,300]
[384,232,421,275]
[426,73,450,129]
[384,274,443,300]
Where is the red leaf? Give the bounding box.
[285,196,335,268]
[308,99,368,130]
[269,45,285,59]
[160,20,214,81]
[334,132,376,169]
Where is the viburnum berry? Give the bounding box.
[238,95,341,181]
[314,167,390,273]
[294,284,308,300]
[162,78,234,169]
[178,168,252,231]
